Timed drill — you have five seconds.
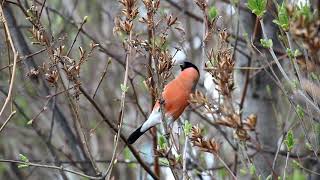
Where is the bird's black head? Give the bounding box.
[180,61,199,75]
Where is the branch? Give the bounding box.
[79,86,159,180]
[105,30,132,179]
[0,3,18,123]
[0,159,103,180]
[0,111,16,133]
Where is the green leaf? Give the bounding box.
[292,80,299,89]
[249,163,256,175]
[260,38,273,48]
[286,48,293,59]
[159,158,169,166]
[291,168,306,180]
[273,3,289,31]
[240,168,247,175]
[19,154,29,162]
[284,130,295,151]
[27,120,33,125]
[266,84,272,96]
[310,72,319,81]
[158,135,167,149]
[292,160,301,168]
[266,174,272,180]
[247,0,267,17]
[175,154,182,162]
[296,4,313,22]
[123,147,131,161]
[120,83,129,92]
[183,121,192,136]
[294,49,301,57]
[218,168,227,178]
[208,6,218,21]
[296,104,304,119]
[18,154,29,169]
[17,164,29,169]
[286,48,301,59]
[305,142,313,151]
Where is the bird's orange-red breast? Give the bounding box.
[127,61,199,144]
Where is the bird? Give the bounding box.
[127,61,200,144]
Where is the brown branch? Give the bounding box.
[0,111,16,133]
[0,3,18,122]
[2,2,97,175]
[79,86,159,180]
[66,16,87,56]
[0,48,46,72]
[105,29,132,178]
[93,58,111,99]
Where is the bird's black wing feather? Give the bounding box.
[127,125,144,144]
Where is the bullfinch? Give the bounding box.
[127,61,200,144]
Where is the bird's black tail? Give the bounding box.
[127,125,145,144]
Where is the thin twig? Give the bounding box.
[0,4,18,120]
[215,153,237,179]
[27,99,49,125]
[0,111,16,133]
[182,136,189,180]
[105,30,131,178]
[66,16,87,56]
[106,31,132,179]
[46,84,80,99]
[286,32,302,83]
[260,19,291,82]
[0,48,46,71]
[260,19,320,116]
[295,159,320,176]
[283,151,290,180]
[129,78,147,120]
[93,58,111,99]
[72,102,100,174]
[79,86,159,180]
[38,0,47,19]
[0,159,103,180]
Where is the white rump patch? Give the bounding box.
[141,108,162,132]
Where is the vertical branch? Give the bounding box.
[2,18,13,112]
[182,137,189,180]
[0,4,18,121]
[147,12,160,179]
[259,19,290,83]
[283,151,290,180]
[285,32,302,83]
[72,102,100,174]
[143,0,179,178]
[201,1,208,72]
[105,23,132,180]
